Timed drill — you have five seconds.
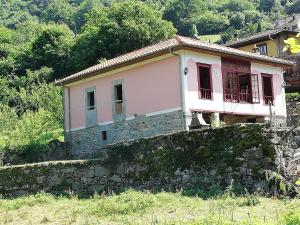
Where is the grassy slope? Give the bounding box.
[199,35,221,43]
[0,190,299,225]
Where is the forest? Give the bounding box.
[0,0,299,153]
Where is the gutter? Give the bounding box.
[169,47,187,131]
[62,83,72,157]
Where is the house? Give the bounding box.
[225,15,300,91]
[56,36,293,157]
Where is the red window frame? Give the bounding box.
[222,72,260,104]
[238,73,253,103]
[223,71,239,102]
[197,63,213,100]
[262,73,274,105]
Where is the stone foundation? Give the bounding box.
[66,110,184,158]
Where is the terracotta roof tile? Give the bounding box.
[57,35,294,85]
[224,28,297,47]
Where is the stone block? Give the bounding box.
[95,166,109,177]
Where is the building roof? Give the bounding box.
[224,28,297,48]
[57,35,294,85]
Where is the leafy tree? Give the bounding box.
[29,24,75,80]
[72,0,176,72]
[284,33,300,54]
[73,0,104,32]
[222,0,255,12]
[189,24,198,38]
[40,0,76,29]
[229,13,245,30]
[287,0,300,14]
[196,11,229,34]
[163,0,208,36]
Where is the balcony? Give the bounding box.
[263,96,274,105]
[199,88,212,100]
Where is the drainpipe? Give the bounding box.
[169,47,187,131]
[62,83,72,157]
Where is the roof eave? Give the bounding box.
[56,43,294,86]
[180,45,294,67]
[55,46,182,86]
[225,30,298,48]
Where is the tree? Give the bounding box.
[284,34,300,54]
[196,12,229,34]
[29,24,75,80]
[71,0,176,72]
[223,0,255,12]
[73,0,104,32]
[287,0,300,14]
[230,13,245,30]
[189,24,198,39]
[40,0,76,29]
[163,0,208,36]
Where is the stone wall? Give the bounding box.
[66,110,184,158]
[287,101,300,127]
[0,124,299,197]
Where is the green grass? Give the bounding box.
[0,190,299,225]
[199,35,221,43]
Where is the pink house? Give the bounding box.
[57,36,293,157]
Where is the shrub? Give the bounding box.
[286,92,300,103]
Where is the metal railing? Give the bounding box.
[264,96,274,105]
[239,92,251,103]
[200,88,212,100]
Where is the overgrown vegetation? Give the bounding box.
[0,190,299,224]
[286,92,300,102]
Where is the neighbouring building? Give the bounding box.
[56,36,293,157]
[225,14,300,91]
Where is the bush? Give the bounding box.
[286,92,300,103]
[0,107,63,164]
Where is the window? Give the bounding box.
[251,74,260,103]
[198,64,212,100]
[85,87,97,127]
[87,91,95,110]
[223,72,260,104]
[101,131,107,141]
[262,74,274,105]
[238,74,251,103]
[224,72,239,102]
[222,58,259,104]
[114,83,123,115]
[257,43,268,55]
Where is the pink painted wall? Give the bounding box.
[66,56,181,130]
[184,52,286,117]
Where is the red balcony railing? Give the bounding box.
[225,91,238,102]
[264,96,274,105]
[200,88,212,100]
[239,92,251,103]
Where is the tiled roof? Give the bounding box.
[224,28,297,48]
[57,35,294,85]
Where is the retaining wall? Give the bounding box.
[0,124,299,197]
